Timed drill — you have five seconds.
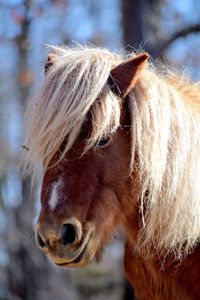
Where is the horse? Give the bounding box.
[23,45,200,300]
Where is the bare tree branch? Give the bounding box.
[159,24,200,55]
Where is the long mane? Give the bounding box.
[24,45,200,258]
[24,45,122,173]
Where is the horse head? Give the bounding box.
[32,48,148,267]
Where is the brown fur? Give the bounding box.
[25,46,200,299]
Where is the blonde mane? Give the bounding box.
[24,45,200,258]
[24,46,122,173]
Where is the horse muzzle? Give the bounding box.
[35,217,95,267]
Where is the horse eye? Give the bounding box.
[97,137,110,147]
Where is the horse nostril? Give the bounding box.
[36,231,46,248]
[61,223,77,245]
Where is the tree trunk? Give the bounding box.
[121,0,144,49]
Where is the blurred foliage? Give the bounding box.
[0,0,199,299]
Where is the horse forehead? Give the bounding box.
[48,178,63,210]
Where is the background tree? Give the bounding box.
[121,0,200,63]
[0,1,199,300]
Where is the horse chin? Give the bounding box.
[55,260,90,268]
[57,250,104,268]
[54,251,95,268]
[53,242,104,268]
[53,243,95,268]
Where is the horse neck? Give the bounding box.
[124,240,200,300]
[123,71,200,300]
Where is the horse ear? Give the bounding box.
[109,52,149,97]
[44,53,57,75]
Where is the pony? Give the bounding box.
[23,45,200,300]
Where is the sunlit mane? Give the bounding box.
[24,45,122,173]
[24,45,200,258]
